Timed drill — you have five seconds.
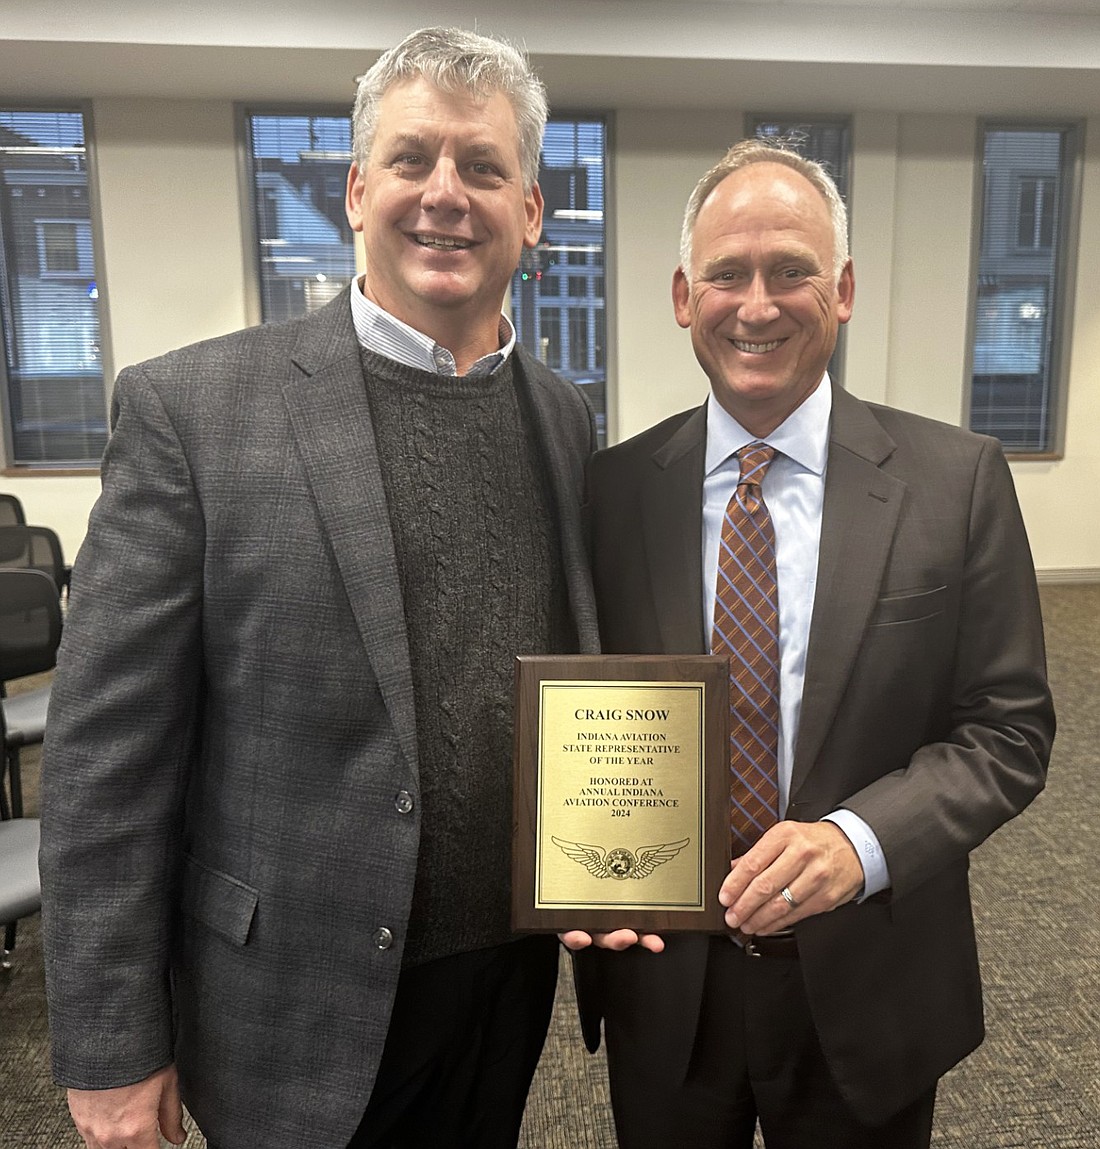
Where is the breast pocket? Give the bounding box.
[868,585,947,627]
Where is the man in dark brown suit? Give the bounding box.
[564,139,1054,1148]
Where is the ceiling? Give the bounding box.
[1,0,1098,115]
[661,0,1100,9]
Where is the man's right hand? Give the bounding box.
[67,1063,186,1149]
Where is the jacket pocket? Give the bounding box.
[180,853,259,947]
[868,585,947,627]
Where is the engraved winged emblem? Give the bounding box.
[550,836,691,880]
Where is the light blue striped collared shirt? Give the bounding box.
[702,377,890,897]
[349,275,516,376]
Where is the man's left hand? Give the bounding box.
[719,821,864,934]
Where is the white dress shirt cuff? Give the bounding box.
[820,809,891,899]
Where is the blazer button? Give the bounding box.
[374,927,394,950]
[394,790,414,815]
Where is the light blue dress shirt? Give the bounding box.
[349,275,516,376]
[702,378,890,897]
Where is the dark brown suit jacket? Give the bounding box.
[577,383,1054,1124]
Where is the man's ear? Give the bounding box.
[345,162,365,233]
[836,258,855,325]
[672,266,693,329]
[522,182,545,248]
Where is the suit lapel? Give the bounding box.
[791,386,905,796]
[282,293,418,776]
[645,406,709,654]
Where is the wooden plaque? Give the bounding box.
[512,654,730,933]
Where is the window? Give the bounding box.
[37,220,94,277]
[242,111,610,442]
[0,108,108,467]
[242,111,357,324]
[513,118,608,443]
[968,125,1080,455]
[539,307,563,369]
[747,116,851,385]
[748,117,851,202]
[1015,176,1055,251]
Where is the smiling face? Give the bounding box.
[346,76,543,365]
[673,162,854,436]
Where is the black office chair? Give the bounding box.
[0,567,62,814]
[0,568,61,960]
[0,523,67,597]
[0,818,40,969]
[0,493,26,527]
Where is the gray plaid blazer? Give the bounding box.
[40,290,599,1148]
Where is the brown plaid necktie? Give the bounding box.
[711,442,780,854]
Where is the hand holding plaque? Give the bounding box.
[512,655,730,933]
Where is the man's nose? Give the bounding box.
[738,274,780,325]
[421,159,468,212]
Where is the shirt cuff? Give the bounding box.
[820,809,891,900]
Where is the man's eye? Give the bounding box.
[395,154,424,168]
[470,162,500,177]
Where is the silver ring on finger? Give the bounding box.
[780,885,799,910]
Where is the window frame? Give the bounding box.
[963,120,1083,460]
[0,101,113,473]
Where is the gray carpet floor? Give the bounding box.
[2,584,1097,1146]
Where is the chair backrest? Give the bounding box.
[0,494,25,528]
[0,568,63,681]
[0,524,66,593]
[0,818,42,930]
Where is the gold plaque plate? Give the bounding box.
[512,655,730,932]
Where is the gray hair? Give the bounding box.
[352,26,548,190]
[679,137,850,283]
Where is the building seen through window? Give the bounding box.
[511,119,607,443]
[969,126,1078,455]
[245,113,357,324]
[0,109,107,467]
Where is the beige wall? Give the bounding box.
[5,98,1099,576]
[93,98,249,371]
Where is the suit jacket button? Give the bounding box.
[394,790,414,815]
[374,927,394,950]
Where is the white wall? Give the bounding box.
[4,95,1099,576]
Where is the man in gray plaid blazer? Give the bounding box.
[40,27,598,1149]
